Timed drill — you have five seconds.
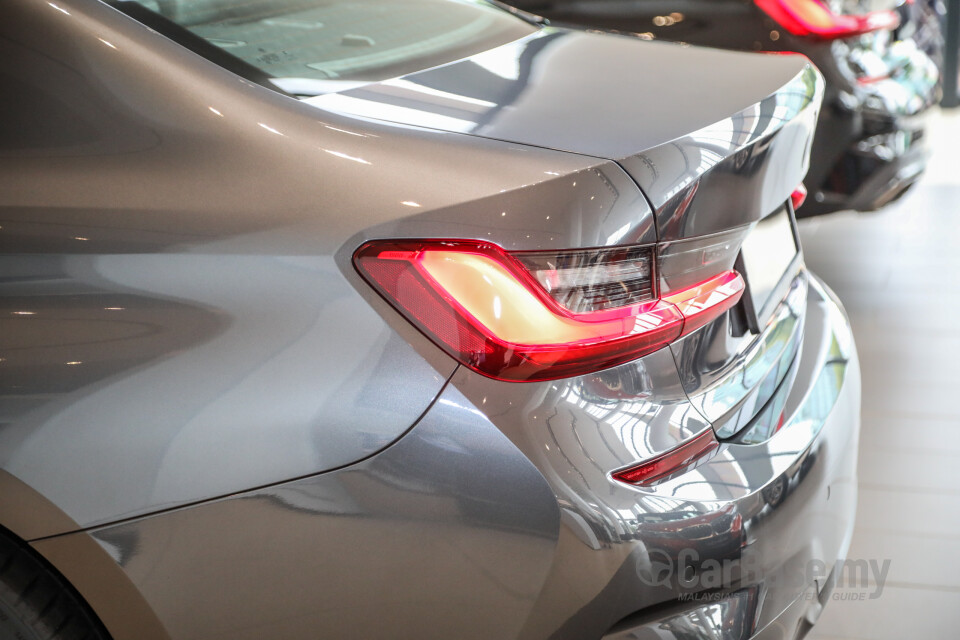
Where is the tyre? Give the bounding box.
[0,529,108,640]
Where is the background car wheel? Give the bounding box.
[762,476,789,509]
[0,529,108,640]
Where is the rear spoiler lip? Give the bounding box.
[618,63,824,242]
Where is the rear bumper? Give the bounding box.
[806,109,930,217]
[842,117,928,213]
[598,274,861,639]
[479,271,862,640]
[803,33,938,217]
[33,280,859,640]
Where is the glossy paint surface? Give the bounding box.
[449,274,860,639]
[0,0,633,531]
[308,29,823,237]
[35,274,860,640]
[674,272,807,439]
[38,384,562,640]
[0,253,449,528]
[662,201,809,447]
[308,30,811,160]
[621,68,820,239]
[0,1,860,639]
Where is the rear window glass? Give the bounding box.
[107,0,534,96]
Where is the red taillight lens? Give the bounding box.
[791,183,807,210]
[754,0,900,39]
[354,240,744,382]
[664,271,746,335]
[611,428,720,486]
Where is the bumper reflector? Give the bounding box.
[611,428,720,487]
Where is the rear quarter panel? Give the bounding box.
[0,0,617,532]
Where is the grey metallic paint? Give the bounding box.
[32,275,859,640]
[449,274,859,638]
[0,0,821,531]
[0,1,859,639]
[38,383,563,640]
[308,29,822,240]
[675,270,806,439]
[1,0,620,531]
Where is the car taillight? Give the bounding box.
[354,239,745,382]
[515,245,655,313]
[791,184,808,210]
[754,0,900,39]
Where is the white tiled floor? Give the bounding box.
[800,108,960,639]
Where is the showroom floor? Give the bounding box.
[800,108,960,639]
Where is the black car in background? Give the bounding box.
[508,0,942,217]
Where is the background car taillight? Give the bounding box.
[354,236,746,382]
[754,0,900,39]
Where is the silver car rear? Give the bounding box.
[0,1,859,639]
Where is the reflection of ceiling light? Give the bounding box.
[311,94,476,133]
[74,236,89,241]
[12,311,35,316]
[258,123,285,136]
[104,307,125,311]
[325,125,366,138]
[323,149,371,165]
[65,361,82,366]
[471,43,522,80]
[382,79,496,108]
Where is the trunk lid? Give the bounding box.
[305,28,822,239]
[307,27,823,443]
